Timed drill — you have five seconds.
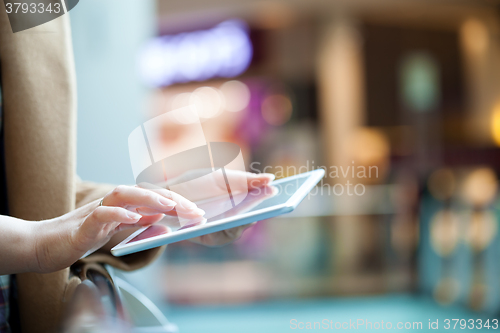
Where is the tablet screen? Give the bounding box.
[125,175,309,244]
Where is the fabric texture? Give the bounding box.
[0,49,10,333]
[0,5,164,333]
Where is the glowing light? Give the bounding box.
[461,168,498,207]
[491,103,500,146]
[139,20,253,87]
[190,87,225,119]
[465,211,497,252]
[430,210,461,257]
[400,52,440,113]
[261,94,292,126]
[170,93,198,124]
[461,19,489,56]
[171,92,191,110]
[173,106,199,125]
[220,80,251,112]
[349,128,390,169]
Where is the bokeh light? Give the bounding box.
[399,53,440,113]
[490,102,500,146]
[261,94,293,126]
[461,168,498,207]
[139,20,253,87]
[348,128,390,183]
[170,93,198,124]
[171,92,191,110]
[430,210,461,257]
[465,211,497,252]
[191,87,225,119]
[220,80,251,112]
[460,19,489,56]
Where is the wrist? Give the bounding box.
[0,216,50,274]
[27,219,58,273]
[26,220,46,273]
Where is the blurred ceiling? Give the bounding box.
[157,0,500,33]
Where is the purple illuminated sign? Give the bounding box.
[139,20,253,87]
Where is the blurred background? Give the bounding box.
[70,0,500,331]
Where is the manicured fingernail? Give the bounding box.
[180,199,197,210]
[159,197,176,208]
[127,212,142,221]
[264,173,275,181]
[193,208,205,216]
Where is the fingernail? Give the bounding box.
[193,208,205,216]
[127,212,142,221]
[159,197,176,208]
[179,199,197,210]
[264,173,276,181]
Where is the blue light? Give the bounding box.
[139,20,253,87]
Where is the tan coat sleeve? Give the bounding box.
[0,7,77,333]
[75,177,114,208]
[0,3,161,330]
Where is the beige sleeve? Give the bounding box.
[75,176,115,208]
[75,177,166,270]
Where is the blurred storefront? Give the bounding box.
[133,0,500,316]
[71,0,500,328]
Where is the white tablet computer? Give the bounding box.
[111,169,325,256]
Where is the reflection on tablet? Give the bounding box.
[125,176,307,245]
[129,224,170,242]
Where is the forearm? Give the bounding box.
[0,215,39,275]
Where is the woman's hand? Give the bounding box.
[189,172,276,246]
[31,185,204,273]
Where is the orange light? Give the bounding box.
[491,103,500,146]
[461,167,498,207]
[461,19,489,56]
